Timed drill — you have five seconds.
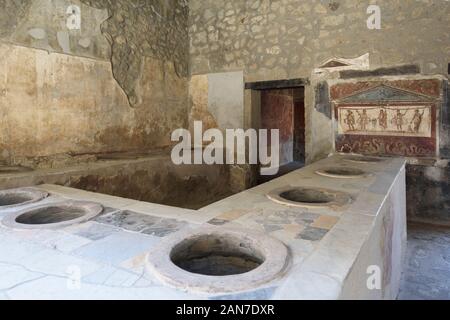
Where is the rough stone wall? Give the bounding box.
[188,0,450,225]
[0,0,190,167]
[189,0,450,161]
[0,1,32,38]
[189,0,449,78]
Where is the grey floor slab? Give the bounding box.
[398,223,450,300]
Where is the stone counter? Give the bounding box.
[201,154,407,299]
[0,154,406,300]
[0,154,233,210]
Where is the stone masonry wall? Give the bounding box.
[189,0,449,79]
[0,0,111,60]
[189,0,450,162]
[189,0,450,224]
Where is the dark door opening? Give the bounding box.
[258,86,305,183]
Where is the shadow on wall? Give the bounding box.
[406,164,450,226]
[69,165,234,210]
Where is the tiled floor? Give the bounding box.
[398,223,450,300]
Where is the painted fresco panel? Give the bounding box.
[335,135,436,157]
[332,79,441,157]
[261,89,294,166]
[337,105,433,138]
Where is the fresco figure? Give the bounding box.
[344,110,356,131]
[371,118,378,129]
[378,109,388,130]
[411,109,425,133]
[392,110,408,131]
[356,109,370,131]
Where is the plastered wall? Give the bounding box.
[0,0,189,167]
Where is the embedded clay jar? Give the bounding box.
[0,188,49,210]
[2,200,103,230]
[315,167,371,179]
[146,227,289,294]
[267,186,352,209]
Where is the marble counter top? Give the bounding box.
[0,154,407,300]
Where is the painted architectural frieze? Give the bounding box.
[331,80,442,157]
[338,105,432,138]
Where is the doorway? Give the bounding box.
[255,86,305,183]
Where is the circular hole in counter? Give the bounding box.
[15,206,87,225]
[343,155,385,163]
[1,194,34,207]
[171,234,265,276]
[146,227,289,293]
[316,167,369,179]
[267,186,352,209]
[0,188,49,209]
[279,188,335,204]
[2,201,103,229]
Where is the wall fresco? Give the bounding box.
[337,105,432,138]
[261,89,295,166]
[332,80,441,157]
[336,135,437,157]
